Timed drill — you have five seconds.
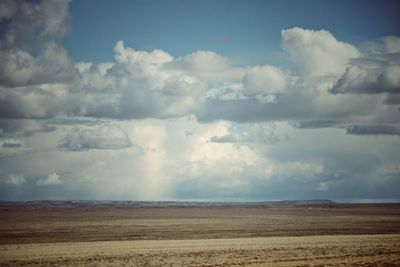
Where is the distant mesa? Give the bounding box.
[0,199,338,209]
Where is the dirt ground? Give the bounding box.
[0,201,400,266]
[1,234,399,266]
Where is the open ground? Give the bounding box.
[0,201,399,266]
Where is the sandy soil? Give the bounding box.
[1,234,399,266]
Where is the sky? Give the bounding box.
[0,0,399,202]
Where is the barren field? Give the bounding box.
[0,201,400,266]
[1,234,400,266]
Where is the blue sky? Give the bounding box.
[64,0,400,63]
[0,0,400,202]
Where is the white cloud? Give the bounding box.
[5,174,25,185]
[37,172,61,185]
[1,19,395,135]
[176,121,264,191]
[168,51,245,86]
[114,40,173,65]
[243,65,290,94]
[281,27,359,77]
[364,36,400,54]
[74,41,208,119]
[381,36,400,53]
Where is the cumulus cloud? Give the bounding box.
[0,83,77,119]
[381,36,400,54]
[197,30,400,134]
[0,0,397,135]
[1,5,396,134]
[168,50,244,85]
[364,36,400,54]
[37,172,61,185]
[0,0,76,87]
[5,174,25,185]
[281,27,359,77]
[243,65,290,94]
[65,41,208,120]
[0,39,207,120]
[59,124,131,151]
[0,43,77,87]
[0,0,77,123]
[0,0,71,50]
[330,37,400,95]
[100,41,207,118]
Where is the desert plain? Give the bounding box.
[0,200,399,266]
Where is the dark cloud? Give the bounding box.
[0,119,55,137]
[0,0,76,87]
[59,124,131,151]
[384,94,400,105]
[0,139,22,148]
[0,138,24,157]
[196,94,314,123]
[330,61,400,95]
[346,125,400,136]
[46,117,102,126]
[330,38,400,95]
[0,0,71,50]
[0,43,77,87]
[0,0,77,121]
[291,120,342,129]
[2,142,21,148]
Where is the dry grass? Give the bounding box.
[0,234,399,266]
